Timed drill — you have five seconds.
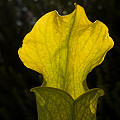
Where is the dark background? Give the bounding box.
[0,0,120,120]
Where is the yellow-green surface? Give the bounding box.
[18,3,114,120]
[31,87,104,120]
[18,3,113,99]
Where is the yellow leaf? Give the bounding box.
[30,87,104,120]
[18,3,114,99]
